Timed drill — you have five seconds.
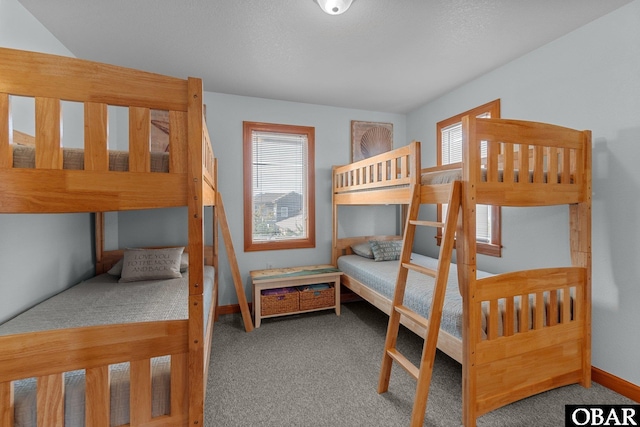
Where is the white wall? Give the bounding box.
[0,0,94,323]
[0,0,70,55]
[407,0,640,386]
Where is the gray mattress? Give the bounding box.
[338,254,567,341]
[11,144,170,172]
[337,167,558,197]
[0,266,214,427]
[337,253,492,340]
[420,167,564,185]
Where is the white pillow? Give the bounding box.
[350,242,374,259]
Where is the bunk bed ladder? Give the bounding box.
[378,180,461,427]
[217,192,254,332]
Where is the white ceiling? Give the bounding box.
[18,0,633,114]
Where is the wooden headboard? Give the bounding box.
[332,235,401,265]
[12,130,35,146]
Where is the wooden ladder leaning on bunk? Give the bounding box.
[377,179,462,427]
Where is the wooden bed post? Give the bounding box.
[213,158,220,322]
[0,94,12,169]
[95,212,104,265]
[187,77,206,427]
[571,129,592,388]
[460,114,479,427]
[332,165,339,266]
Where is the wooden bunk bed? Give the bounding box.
[0,47,219,426]
[332,117,592,426]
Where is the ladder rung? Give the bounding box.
[387,348,419,380]
[395,305,429,330]
[402,262,437,278]
[409,219,444,228]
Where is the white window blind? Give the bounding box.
[441,113,491,243]
[251,131,308,242]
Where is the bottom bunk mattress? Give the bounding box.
[338,253,478,341]
[338,253,573,341]
[0,266,215,427]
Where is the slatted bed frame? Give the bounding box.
[0,47,217,427]
[332,117,592,426]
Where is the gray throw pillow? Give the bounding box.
[108,249,188,276]
[369,240,403,262]
[118,247,184,283]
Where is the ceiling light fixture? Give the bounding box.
[315,0,354,15]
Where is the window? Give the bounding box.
[243,121,315,251]
[437,99,502,257]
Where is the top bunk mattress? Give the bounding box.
[420,167,567,185]
[335,167,569,197]
[10,144,170,172]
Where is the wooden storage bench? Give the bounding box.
[250,265,342,328]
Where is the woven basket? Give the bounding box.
[261,288,299,316]
[299,284,335,311]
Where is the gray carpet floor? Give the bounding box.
[205,301,633,426]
